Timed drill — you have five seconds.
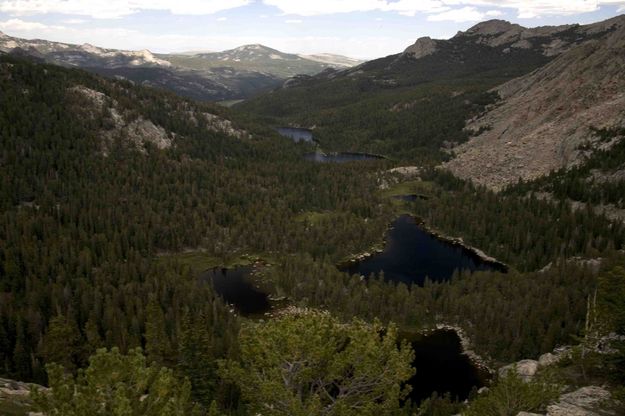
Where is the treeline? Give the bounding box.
[236,35,555,163]
[412,170,625,272]
[238,80,499,164]
[0,56,395,386]
[266,252,603,363]
[508,127,625,209]
[3,55,625,415]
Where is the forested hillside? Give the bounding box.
[236,20,617,164]
[1,42,625,415]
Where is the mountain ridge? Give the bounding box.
[404,15,625,60]
[0,32,361,101]
[445,17,625,190]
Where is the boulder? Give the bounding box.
[499,359,539,382]
[0,377,31,396]
[538,352,560,368]
[547,386,612,416]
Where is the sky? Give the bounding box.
[0,1,624,59]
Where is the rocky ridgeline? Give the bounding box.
[403,37,438,59]
[0,34,171,68]
[445,16,625,191]
[404,16,625,61]
[69,85,250,156]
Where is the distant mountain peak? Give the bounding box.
[233,44,276,52]
[462,19,524,36]
[403,36,438,59]
[446,18,601,55]
[81,43,104,54]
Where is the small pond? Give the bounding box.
[304,151,385,163]
[406,329,488,404]
[201,266,271,316]
[392,194,428,202]
[342,215,506,286]
[277,127,314,143]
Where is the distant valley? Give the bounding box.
[241,16,625,187]
[0,31,362,102]
[2,12,625,416]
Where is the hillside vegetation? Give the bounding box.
[2,15,625,415]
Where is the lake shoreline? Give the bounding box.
[414,219,509,273]
[427,324,494,375]
[339,214,508,274]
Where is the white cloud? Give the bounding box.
[0,0,252,19]
[285,19,303,24]
[0,18,403,59]
[451,1,625,19]
[2,0,624,21]
[262,0,625,18]
[217,17,227,21]
[61,18,87,24]
[263,0,449,17]
[427,6,485,22]
[0,17,65,31]
[485,10,503,17]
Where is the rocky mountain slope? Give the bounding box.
[0,31,360,101]
[166,44,361,79]
[298,53,362,68]
[406,16,624,60]
[238,16,624,162]
[445,16,625,190]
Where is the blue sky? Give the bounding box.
[1,1,624,59]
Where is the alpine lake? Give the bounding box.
[207,129,505,403]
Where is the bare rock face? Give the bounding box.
[538,352,561,368]
[202,112,251,139]
[0,377,33,396]
[499,359,539,382]
[69,85,249,156]
[404,37,438,59]
[456,16,625,57]
[462,19,525,47]
[445,23,625,190]
[546,386,612,416]
[125,118,172,150]
[456,19,574,53]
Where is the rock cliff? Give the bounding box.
[445,16,625,190]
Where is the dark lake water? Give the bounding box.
[202,266,270,315]
[392,194,428,202]
[277,127,314,143]
[343,215,506,285]
[304,151,385,163]
[406,329,487,403]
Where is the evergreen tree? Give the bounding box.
[32,347,200,416]
[39,315,83,373]
[220,311,414,416]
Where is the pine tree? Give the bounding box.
[178,313,217,407]
[39,314,83,373]
[145,297,173,367]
